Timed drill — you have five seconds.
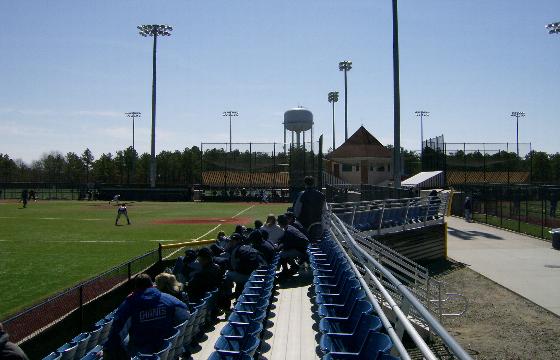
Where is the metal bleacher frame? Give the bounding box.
[328,212,472,360]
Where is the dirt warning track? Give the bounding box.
[152,217,251,225]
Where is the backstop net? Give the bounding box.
[200,141,321,201]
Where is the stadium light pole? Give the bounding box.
[545,21,560,34]
[138,24,173,188]
[338,61,352,141]
[511,111,525,157]
[125,112,141,152]
[392,0,402,188]
[328,91,339,150]
[415,111,429,158]
[223,111,238,152]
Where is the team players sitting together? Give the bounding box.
[103,212,316,359]
[103,176,326,358]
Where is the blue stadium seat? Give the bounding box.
[94,317,113,346]
[182,307,199,350]
[234,298,269,313]
[221,321,263,339]
[81,345,103,360]
[214,335,260,357]
[208,351,252,360]
[42,352,61,360]
[163,327,181,360]
[71,332,91,359]
[85,326,103,352]
[321,331,393,359]
[56,342,78,360]
[316,286,365,309]
[172,317,189,357]
[379,354,401,360]
[138,340,172,360]
[315,278,361,296]
[228,308,267,323]
[319,299,373,321]
[319,311,381,335]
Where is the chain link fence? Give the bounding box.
[451,184,560,240]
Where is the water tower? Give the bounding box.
[284,107,314,151]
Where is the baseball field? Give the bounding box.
[0,200,288,319]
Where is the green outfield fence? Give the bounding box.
[451,184,560,240]
[0,183,83,200]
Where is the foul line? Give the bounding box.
[231,205,255,218]
[164,224,222,260]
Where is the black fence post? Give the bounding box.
[127,262,132,281]
[541,192,545,238]
[79,285,84,332]
[158,243,163,263]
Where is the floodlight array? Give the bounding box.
[137,24,173,37]
[328,91,339,103]
[511,111,526,118]
[415,110,430,117]
[222,111,239,117]
[338,60,352,71]
[546,22,560,34]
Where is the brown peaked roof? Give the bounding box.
[328,126,392,159]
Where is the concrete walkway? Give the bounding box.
[446,216,560,316]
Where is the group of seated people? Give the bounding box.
[103,211,314,358]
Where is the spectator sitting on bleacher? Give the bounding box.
[277,214,309,277]
[172,249,200,284]
[103,274,189,358]
[215,231,230,250]
[248,229,277,265]
[261,214,284,244]
[0,322,29,360]
[224,233,265,299]
[285,211,307,235]
[155,272,189,305]
[254,219,263,230]
[186,247,224,303]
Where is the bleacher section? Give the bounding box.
[331,194,447,235]
[42,287,222,360]
[201,171,289,188]
[308,235,398,360]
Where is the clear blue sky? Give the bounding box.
[1,0,559,163]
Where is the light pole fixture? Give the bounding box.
[138,24,173,188]
[328,91,339,150]
[222,111,238,152]
[546,21,560,34]
[338,60,352,141]
[510,111,525,157]
[392,0,402,188]
[125,112,141,152]
[415,110,429,157]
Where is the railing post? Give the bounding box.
[128,262,132,281]
[79,285,84,332]
[158,243,163,263]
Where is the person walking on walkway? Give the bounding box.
[464,196,472,223]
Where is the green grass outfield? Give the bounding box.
[0,200,288,319]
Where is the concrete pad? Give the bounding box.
[446,216,560,316]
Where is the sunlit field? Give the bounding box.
[0,200,287,319]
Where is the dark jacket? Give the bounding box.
[0,331,29,360]
[279,225,309,253]
[104,287,189,355]
[252,239,277,265]
[294,188,326,229]
[230,244,264,275]
[187,262,224,302]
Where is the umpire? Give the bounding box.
[293,176,326,241]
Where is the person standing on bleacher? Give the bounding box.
[293,176,326,241]
[103,274,189,358]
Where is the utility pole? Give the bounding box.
[392,0,402,188]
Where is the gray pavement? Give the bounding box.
[446,216,560,316]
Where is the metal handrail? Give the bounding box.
[330,213,473,360]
